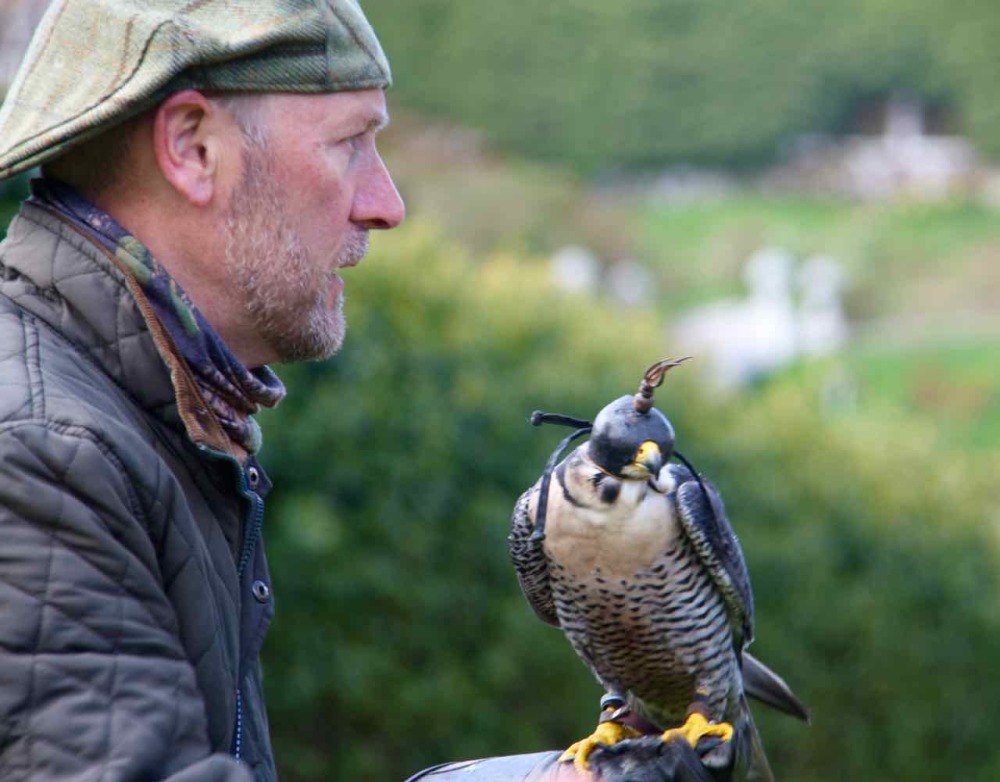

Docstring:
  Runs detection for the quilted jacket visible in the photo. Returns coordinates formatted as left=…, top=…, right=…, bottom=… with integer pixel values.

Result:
left=0, top=202, right=278, bottom=781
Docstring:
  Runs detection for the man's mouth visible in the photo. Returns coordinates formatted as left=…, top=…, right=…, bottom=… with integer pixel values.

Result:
left=336, top=231, right=369, bottom=269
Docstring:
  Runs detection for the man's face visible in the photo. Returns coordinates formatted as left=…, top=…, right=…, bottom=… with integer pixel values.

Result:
left=222, top=90, right=404, bottom=365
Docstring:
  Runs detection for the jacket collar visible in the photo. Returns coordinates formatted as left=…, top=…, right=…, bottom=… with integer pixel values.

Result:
left=0, top=201, right=237, bottom=455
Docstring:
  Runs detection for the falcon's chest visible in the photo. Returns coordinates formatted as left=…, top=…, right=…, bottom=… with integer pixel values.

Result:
left=545, top=526, right=737, bottom=725
left=535, top=460, right=683, bottom=580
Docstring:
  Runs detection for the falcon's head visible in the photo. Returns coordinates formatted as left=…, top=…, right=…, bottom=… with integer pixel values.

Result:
left=588, top=395, right=675, bottom=481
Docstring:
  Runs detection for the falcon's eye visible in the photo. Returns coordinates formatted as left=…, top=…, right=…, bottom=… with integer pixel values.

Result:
left=590, top=472, right=604, bottom=487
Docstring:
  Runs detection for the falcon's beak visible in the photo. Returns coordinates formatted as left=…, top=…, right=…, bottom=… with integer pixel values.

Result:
left=634, top=441, right=663, bottom=477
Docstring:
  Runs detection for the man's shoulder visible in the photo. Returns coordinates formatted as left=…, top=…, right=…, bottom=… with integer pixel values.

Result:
left=0, top=203, right=168, bottom=433
left=0, top=289, right=158, bottom=451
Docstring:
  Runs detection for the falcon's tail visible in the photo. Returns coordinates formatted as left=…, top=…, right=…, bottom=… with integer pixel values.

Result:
left=733, top=697, right=775, bottom=782
left=742, top=652, right=810, bottom=723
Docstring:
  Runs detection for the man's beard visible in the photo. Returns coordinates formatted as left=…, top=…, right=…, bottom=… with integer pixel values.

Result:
left=223, top=142, right=367, bottom=364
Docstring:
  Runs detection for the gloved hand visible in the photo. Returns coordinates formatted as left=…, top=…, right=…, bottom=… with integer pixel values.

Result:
left=405, top=736, right=731, bottom=782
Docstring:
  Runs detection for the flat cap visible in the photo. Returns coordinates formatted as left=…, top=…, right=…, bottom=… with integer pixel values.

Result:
left=0, top=0, right=391, bottom=180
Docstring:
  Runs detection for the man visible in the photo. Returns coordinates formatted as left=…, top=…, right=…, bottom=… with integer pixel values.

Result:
left=0, top=2, right=716, bottom=780
left=0, top=2, right=402, bottom=780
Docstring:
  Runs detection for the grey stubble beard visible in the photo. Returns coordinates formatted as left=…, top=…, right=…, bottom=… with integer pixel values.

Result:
left=224, top=140, right=368, bottom=364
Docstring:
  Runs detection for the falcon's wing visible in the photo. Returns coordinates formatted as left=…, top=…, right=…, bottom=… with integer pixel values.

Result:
left=670, top=463, right=755, bottom=649
left=508, top=484, right=560, bottom=627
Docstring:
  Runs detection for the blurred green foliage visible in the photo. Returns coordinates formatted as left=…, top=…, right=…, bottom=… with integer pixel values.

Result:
left=364, top=0, right=993, bottom=172
left=0, top=175, right=28, bottom=225
left=255, top=222, right=1000, bottom=781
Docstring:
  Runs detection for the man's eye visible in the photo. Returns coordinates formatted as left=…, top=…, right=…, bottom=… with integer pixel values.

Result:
left=344, top=133, right=366, bottom=151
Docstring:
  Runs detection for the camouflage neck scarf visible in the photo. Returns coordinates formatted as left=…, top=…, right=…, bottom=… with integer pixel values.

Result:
left=30, top=178, right=285, bottom=454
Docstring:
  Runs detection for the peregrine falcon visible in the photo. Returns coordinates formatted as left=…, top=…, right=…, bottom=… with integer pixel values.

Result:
left=508, top=359, right=807, bottom=780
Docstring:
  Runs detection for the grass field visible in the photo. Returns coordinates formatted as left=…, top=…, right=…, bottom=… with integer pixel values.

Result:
left=849, top=341, right=1000, bottom=449
left=639, top=195, right=1000, bottom=320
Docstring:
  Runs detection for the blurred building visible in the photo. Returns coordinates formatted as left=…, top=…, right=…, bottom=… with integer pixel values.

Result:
left=767, top=93, right=980, bottom=201
left=550, top=245, right=656, bottom=309
left=671, top=247, right=848, bottom=392
left=550, top=245, right=601, bottom=297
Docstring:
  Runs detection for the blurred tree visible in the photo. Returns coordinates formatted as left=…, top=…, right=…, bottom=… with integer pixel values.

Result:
left=364, top=0, right=982, bottom=172
left=926, top=0, right=1000, bottom=157
left=258, top=222, right=1000, bottom=781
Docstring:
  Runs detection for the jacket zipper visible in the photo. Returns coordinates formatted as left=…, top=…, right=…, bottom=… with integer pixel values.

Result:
left=197, top=445, right=264, bottom=763
left=232, top=688, right=244, bottom=761
left=232, top=482, right=264, bottom=761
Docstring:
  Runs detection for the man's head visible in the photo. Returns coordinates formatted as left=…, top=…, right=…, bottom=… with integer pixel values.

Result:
left=219, top=90, right=404, bottom=364
left=0, top=0, right=405, bottom=366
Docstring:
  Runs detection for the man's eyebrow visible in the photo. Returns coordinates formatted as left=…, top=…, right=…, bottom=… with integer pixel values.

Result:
left=331, top=112, right=389, bottom=141
left=348, top=113, right=388, bottom=136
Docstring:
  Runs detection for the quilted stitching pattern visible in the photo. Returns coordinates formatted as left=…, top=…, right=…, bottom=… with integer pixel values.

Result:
left=0, top=206, right=268, bottom=780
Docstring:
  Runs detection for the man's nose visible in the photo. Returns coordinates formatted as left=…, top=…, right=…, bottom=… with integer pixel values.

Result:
left=352, top=154, right=406, bottom=230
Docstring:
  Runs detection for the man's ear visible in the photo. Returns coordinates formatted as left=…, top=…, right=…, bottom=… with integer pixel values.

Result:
left=152, top=90, right=239, bottom=207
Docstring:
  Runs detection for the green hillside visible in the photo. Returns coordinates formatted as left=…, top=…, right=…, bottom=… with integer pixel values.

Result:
left=364, top=0, right=1000, bottom=172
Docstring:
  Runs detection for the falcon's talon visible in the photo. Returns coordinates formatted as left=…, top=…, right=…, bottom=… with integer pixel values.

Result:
left=559, top=721, right=641, bottom=770
left=661, top=712, right=734, bottom=749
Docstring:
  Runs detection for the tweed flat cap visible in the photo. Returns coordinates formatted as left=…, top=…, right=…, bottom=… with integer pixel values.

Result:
left=0, top=0, right=391, bottom=180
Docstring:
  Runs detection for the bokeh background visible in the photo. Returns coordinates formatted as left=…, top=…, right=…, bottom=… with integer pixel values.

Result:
left=3, top=1, right=1000, bottom=780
